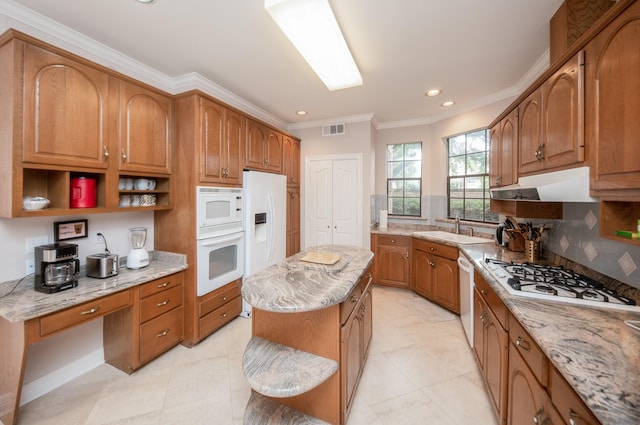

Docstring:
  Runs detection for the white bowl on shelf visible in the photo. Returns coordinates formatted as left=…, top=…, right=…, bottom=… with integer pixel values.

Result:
left=23, top=196, right=50, bottom=210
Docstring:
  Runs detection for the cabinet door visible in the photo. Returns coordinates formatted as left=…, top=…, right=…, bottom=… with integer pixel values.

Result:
left=200, top=98, right=225, bottom=182
left=265, top=129, right=283, bottom=173
left=283, top=136, right=301, bottom=186
left=341, top=311, right=362, bottom=419
left=587, top=1, right=640, bottom=194
left=23, top=44, right=110, bottom=168
left=519, top=88, right=543, bottom=175
left=489, top=124, right=501, bottom=188
left=542, top=51, right=584, bottom=171
left=485, top=305, right=509, bottom=424
left=473, top=289, right=486, bottom=369
left=245, top=119, right=268, bottom=170
left=432, top=256, right=460, bottom=314
left=411, top=249, right=433, bottom=298
left=286, top=187, right=301, bottom=257
left=116, top=79, right=172, bottom=174
left=500, top=110, right=518, bottom=187
left=508, top=344, right=557, bottom=425
left=224, top=109, right=244, bottom=185
left=374, top=236, right=410, bottom=288
left=361, top=284, right=373, bottom=358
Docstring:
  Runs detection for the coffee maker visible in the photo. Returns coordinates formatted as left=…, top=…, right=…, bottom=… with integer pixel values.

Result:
left=35, top=243, right=80, bottom=293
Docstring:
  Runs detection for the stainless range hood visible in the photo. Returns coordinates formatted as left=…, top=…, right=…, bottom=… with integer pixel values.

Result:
left=490, top=166, right=596, bottom=202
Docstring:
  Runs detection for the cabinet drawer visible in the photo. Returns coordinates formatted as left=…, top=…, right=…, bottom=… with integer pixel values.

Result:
left=509, top=316, right=548, bottom=386
left=412, top=238, right=458, bottom=260
left=199, top=279, right=242, bottom=318
left=140, top=285, right=183, bottom=323
left=376, top=235, right=410, bottom=247
left=139, top=272, right=183, bottom=298
left=340, top=269, right=371, bottom=324
left=199, top=296, right=242, bottom=340
left=139, top=306, right=183, bottom=364
left=549, top=367, right=600, bottom=425
left=39, top=290, right=131, bottom=337
left=474, top=270, right=508, bottom=329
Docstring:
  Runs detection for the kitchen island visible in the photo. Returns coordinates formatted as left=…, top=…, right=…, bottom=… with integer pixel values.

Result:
left=241, top=244, right=374, bottom=425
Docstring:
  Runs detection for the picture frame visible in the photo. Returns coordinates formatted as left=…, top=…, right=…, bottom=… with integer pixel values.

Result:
left=54, top=219, right=89, bottom=242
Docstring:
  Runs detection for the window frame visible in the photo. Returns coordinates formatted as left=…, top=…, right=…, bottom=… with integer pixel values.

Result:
left=446, top=129, right=497, bottom=223
left=386, top=142, right=422, bottom=217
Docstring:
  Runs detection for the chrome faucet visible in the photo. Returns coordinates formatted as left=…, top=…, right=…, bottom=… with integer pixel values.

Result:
left=454, top=215, right=460, bottom=234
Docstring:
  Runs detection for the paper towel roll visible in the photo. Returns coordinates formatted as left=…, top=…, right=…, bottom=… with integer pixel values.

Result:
left=379, top=209, right=388, bottom=229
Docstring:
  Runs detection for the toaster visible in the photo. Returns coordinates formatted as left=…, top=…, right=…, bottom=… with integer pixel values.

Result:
left=86, top=253, right=119, bottom=278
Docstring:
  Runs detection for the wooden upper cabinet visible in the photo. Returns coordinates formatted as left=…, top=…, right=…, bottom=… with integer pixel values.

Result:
left=283, top=135, right=301, bottom=187
left=519, top=51, right=584, bottom=175
left=587, top=0, right=640, bottom=196
left=245, top=119, right=283, bottom=173
left=116, top=79, right=172, bottom=174
left=489, top=109, right=518, bottom=188
left=22, top=43, right=110, bottom=168
left=199, top=97, right=244, bottom=185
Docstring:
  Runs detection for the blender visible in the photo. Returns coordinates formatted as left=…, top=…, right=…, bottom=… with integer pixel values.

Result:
left=126, top=227, right=150, bottom=269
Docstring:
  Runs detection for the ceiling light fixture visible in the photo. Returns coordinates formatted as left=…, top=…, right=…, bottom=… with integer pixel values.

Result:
left=425, top=89, right=441, bottom=97
left=136, top=0, right=155, bottom=3
left=296, top=110, right=307, bottom=116
left=265, top=0, right=362, bottom=91
left=441, top=101, right=455, bottom=107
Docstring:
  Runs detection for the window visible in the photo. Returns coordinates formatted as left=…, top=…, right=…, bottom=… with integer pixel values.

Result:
left=387, top=142, right=421, bottom=216
left=447, top=130, right=498, bottom=223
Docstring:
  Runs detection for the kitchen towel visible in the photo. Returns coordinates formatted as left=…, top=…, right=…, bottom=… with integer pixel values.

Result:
left=380, top=209, right=388, bottom=229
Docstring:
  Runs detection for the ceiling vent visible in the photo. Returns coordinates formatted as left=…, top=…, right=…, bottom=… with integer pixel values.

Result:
left=322, top=123, right=345, bottom=136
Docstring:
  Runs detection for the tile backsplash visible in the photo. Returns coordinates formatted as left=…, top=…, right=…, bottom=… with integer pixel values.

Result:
left=545, top=203, right=640, bottom=289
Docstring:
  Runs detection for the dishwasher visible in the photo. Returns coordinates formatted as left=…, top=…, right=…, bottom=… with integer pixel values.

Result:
left=457, top=254, right=474, bottom=347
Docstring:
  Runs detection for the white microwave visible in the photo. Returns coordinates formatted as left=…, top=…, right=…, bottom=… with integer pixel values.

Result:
left=196, top=186, right=243, bottom=239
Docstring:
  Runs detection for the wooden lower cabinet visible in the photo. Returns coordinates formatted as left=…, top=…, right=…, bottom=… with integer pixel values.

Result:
left=473, top=271, right=509, bottom=424
left=411, top=238, right=460, bottom=313
left=197, top=278, right=242, bottom=340
left=341, top=275, right=373, bottom=422
left=371, top=234, right=410, bottom=288
left=104, top=271, right=184, bottom=373
left=549, top=367, right=600, bottom=425
left=508, top=344, right=562, bottom=425
left=286, top=187, right=301, bottom=257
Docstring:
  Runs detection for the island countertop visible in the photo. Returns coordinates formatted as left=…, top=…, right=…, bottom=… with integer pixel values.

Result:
left=242, top=244, right=374, bottom=313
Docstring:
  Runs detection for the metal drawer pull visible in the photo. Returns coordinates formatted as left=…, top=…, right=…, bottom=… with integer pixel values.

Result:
left=429, top=247, right=436, bottom=251
left=533, top=407, right=544, bottom=424
left=157, top=281, right=169, bottom=288
left=222, top=296, right=228, bottom=302
left=81, top=306, right=101, bottom=315
left=156, top=329, right=169, bottom=337
left=350, top=294, right=359, bottom=303
left=569, top=409, right=579, bottom=425
left=481, top=288, right=489, bottom=296
left=221, top=312, right=228, bottom=319
left=516, top=336, right=531, bottom=351
left=103, top=146, right=109, bottom=160
left=121, top=149, right=127, bottom=162
left=157, top=300, right=169, bottom=307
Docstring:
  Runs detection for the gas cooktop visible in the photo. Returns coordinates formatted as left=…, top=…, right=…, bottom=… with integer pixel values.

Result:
left=482, top=258, right=640, bottom=312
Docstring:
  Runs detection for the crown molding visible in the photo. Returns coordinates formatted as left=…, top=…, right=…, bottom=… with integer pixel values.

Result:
left=0, top=0, right=288, bottom=130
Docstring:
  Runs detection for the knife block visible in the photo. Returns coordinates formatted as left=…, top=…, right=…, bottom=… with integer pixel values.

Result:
left=507, top=230, right=525, bottom=252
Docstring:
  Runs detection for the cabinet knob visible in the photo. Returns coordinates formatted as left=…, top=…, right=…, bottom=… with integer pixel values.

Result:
left=429, top=247, right=436, bottom=251
left=405, top=251, right=409, bottom=258
left=103, top=146, right=109, bottom=161
left=121, top=149, right=127, bottom=163
left=515, top=336, right=531, bottom=352
left=481, top=288, right=489, bottom=296
left=429, top=260, right=435, bottom=268
left=221, top=312, right=228, bottom=319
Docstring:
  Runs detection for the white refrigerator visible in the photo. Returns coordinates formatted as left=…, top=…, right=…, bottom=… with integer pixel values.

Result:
left=241, top=170, right=287, bottom=317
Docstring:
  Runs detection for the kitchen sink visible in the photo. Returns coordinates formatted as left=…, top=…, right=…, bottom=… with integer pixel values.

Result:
left=412, top=231, right=492, bottom=245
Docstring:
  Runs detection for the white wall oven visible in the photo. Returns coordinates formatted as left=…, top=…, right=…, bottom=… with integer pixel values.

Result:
left=196, top=186, right=244, bottom=297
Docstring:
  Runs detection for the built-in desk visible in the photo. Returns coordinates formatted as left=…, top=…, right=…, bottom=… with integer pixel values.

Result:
left=0, top=251, right=187, bottom=425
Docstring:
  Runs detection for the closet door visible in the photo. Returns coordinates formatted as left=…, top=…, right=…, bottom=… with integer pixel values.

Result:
left=306, top=157, right=361, bottom=247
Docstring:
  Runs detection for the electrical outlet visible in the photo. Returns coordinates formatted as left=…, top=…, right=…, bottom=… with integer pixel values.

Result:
left=26, top=235, right=49, bottom=254
left=25, top=259, right=35, bottom=275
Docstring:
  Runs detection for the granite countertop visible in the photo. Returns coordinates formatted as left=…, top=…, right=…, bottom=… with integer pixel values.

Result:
left=373, top=224, right=640, bottom=425
left=0, top=251, right=187, bottom=323
left=242, top=244, right=374, bottom=313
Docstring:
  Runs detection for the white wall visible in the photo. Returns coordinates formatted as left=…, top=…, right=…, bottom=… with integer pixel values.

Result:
left=294, top=120, right=375, bottom=250
left=0, top=211, right=154, bottom=401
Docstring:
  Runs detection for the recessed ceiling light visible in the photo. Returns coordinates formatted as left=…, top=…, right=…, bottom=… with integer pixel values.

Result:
left=296, top=110, right=307, bottom=116
left=425, top=89, right=442, bottom=97
left=136, top=0, right=155, bottom=3
left=441, top=101, right=455, bottom=107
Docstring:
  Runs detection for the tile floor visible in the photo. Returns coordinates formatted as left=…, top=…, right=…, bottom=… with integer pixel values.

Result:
left=16, top=286, right=497, bottom=425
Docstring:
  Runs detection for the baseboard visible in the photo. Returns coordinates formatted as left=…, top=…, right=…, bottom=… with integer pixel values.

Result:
left=20, top=349, right=105, bottom=406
